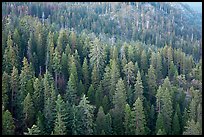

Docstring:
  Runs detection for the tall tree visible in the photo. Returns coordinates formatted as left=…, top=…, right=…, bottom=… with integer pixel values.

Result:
left=132, top=97, right=146, bottom=135
left=183, top=119, right=200, bottom=135
left=2, top=72, right=10, bottom=111
left=134, top=70, right=144, bottom=103
left=75, top=94, right=95, bottom=135
left=52, top=47, right=61, bottom=90
left=95, top=106, right=106, bottom=135
left=155, top=112, right=165, bottom=134
left=3, top=32, right=18, bottom=74
left=172, top=112, right=180, bottom=135
left=2, top=110, right=15, bottom=135
left=53, top=94, right=67, bottom=135
left=110, top=59, right=120, bottom=101
left=124, top=104, right=133, bottom=135
left=89, top=37, right=104, bottom=74
left=146, top=65, right=157, bottom=102
left=140, top=50, right=148, bottom=74
left=23, top=93, right=35, bottom=128
left=82, top=57, right=90, bottom=92
left=123, top=61, right=135, bottom=86
left=104, top=113, right=112, bottom=135
left=111, top=78, right=127, bottom=135
left=33, top=77, right=44, bottom=112
left=91, top=64, right=100, bottom=90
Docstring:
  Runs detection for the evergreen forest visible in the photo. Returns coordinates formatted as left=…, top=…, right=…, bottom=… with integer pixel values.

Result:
left=2, top=2, right=202, bottom=135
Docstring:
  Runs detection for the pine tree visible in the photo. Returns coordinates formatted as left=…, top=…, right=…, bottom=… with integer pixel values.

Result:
left=10, top=66, right=20, bottom=115
left=36, top=111, right=45, bottom=135
left=140, top=50, right=148, bottom=73
left=155, top=112, right=165, bottom=134
left=2, top=72, right=9, bottom=110
left=53, top=94, right=67, bottom=135
left=146, top=65, right=157, bottom=102
left=110, top=59, right=120, bottom=100
left=124, top=104, right=133, bottom=135
left=101, top=65, right=111, bottom=99
left=134, top=70, right=144, bottom=103
left=61, top=52, right=68, bottom=81
left=91, top=64, right=100, bottom=90
left=3, top=32, right=18, bottom=74
left=113, top=78, right=127, bottom=113
left=19, top=57, right=33, bottom=100
left=132, top=97, right=146, bottom=135
left=104, top=113, right=112, bottom=135
left=33, top=77, right=44, bottom=112
left=196, top=103, right=202, bottom=134
left=46, top=31, right=55, bottom=73
left=75, top=94, right=95, bottom=135
left=70, top=56, right=78, bottom=86
left=65, top=73, right=77, bottom=105
left=102, top=95, right=109, bottom=114
left=149, top=104, right=156, bottom=134
left=23, top=93, right=35, bottom=128
left=43, top=71, right=56, bottom=134
left=82, top=57, right=90, bottom=92
left=123, top=61, right=135, bottom=86
left=183, top=119, right=200, bottom=135
left=53, top=47, right=61, bottom=90
left=155, top=52, right=162, bottom=82
left=95, top=106, right=106, bottom=135
left=172, top=112, right=180, bottom=135
left=87, top=84, right=95, bottom=104
left=89, top=37, right=104, bottom=73
left=161, top=88, right=173, bottom=134
left=2, top=110, right=15, bottom=135
left=189, top=97, right=197, bottom=122
left=95, top=83, right=103, bottom=109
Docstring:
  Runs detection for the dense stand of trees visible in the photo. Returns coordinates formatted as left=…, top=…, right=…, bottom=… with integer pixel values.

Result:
left=2, top=2, right=202, bottom=135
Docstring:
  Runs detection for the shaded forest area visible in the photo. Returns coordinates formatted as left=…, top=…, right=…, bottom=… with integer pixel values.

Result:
left=2, top=2, right=202, bottom=135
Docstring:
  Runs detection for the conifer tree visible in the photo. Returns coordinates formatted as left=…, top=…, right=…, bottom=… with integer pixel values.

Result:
left=146, top=65, right=157, bottom=102
left=172, top=112, right=180, bottom=135
left=23, top=93, right=35, bottom=128
left=132, top=97, right=146, bottom=135
left=95, top=106, right=106, bottom=135
left=2, top=72, right=10, bottom=111
left=123, top=61, right=135, bottom=86
left=134, top=70, right=144, bottom=103
left=82, top=57, right=90, bottom=92
left=183, top=119, right=200, bottom=135
left=75, top=94, right=95, bottom=135
left=124, top=104, right=133, bottom=135
left=2, top=110, right=15, bottom=135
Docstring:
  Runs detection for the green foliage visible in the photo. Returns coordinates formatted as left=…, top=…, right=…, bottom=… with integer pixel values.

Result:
left=134, top=70, right=144, bottom=103
left=124, top=104, right=133, bottom=135
left=172, top=112, right=180, bottom=135
left=25, top=125, right=41, bottom=135
left=75, top=94, right=95, bottom=135
left=23, top=93, right=35, bottom=128
left=2, top=72, right=10, bottom=110
left=123, top=61, right=135, bottom=86
left=95, top=106, right=106, bottom=135
left=2, top=110, right=15, bottom=135
left=2, top=2, right=202, bottom=135
left=53, top=94, right=67, bottom=135
left=183, top=119, right=200, bottom=135
left=132, top=97, right=146, bottom=135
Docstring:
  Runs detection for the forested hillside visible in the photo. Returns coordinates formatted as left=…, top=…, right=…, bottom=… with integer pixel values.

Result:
left=2, top=2, right=202, bottom=135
